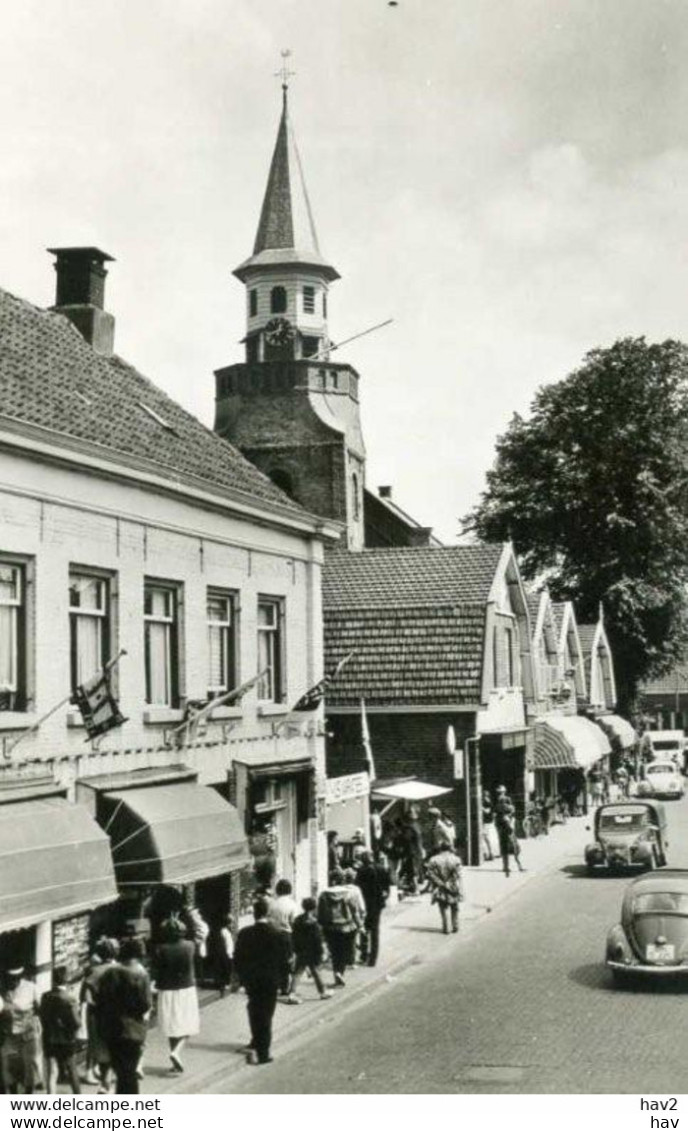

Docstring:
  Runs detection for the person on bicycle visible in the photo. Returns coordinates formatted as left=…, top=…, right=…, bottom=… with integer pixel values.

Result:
left=494, top=786, right=525, bottom=878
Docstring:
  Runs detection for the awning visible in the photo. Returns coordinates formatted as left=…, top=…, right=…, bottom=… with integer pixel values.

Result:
left=100, top=783, right=250, bottom=887
left=372, top=780, right=452, bottom=802
left=534, top=715, right=611, bottom=771
left=0, top=797, right=117, bottom=933
left=596, top=714, right=637, bottom=750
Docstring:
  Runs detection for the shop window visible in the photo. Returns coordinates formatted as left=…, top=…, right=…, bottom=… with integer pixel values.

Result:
left=207, top=589, right=237, bottom=699
left=69, top=571, right=110, bottom=694
left=0, top=560, right=27, bottom=711
left=257, top=597, right=284, bottom=703
left=249, top=289, right=258, bottom=317
left=270, top=286, right=287, bottom=314
left=303, top=285, right=316, bottom=314
left=144, top=581, right=180, bottom=707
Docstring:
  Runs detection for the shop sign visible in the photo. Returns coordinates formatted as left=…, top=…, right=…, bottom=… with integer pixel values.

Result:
left=52, top=914, right=90, bottom=984
left=326, top=772, right=369, bottom=804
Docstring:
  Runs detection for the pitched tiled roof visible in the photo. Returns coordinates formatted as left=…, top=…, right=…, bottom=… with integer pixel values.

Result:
left=577, top=625, right=597, bottom=656
left=0, top=287, right=305, bottom=516
left=641, top=659, right=688, bottom=695
left=324, top=603, right=486, bottom=707
left=323, top=544, right=504, bottom=610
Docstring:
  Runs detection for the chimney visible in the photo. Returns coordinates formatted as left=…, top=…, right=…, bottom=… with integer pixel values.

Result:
left=48, top=247, right=115, bottom=356
left=378, top=485, right=392, bottom=499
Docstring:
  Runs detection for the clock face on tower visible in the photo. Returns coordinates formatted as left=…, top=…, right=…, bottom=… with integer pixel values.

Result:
left=264, top=317, right=295, bottom=348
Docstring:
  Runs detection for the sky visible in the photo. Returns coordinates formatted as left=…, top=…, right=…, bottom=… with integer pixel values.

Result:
left=2, top=0, right=688, bottom=542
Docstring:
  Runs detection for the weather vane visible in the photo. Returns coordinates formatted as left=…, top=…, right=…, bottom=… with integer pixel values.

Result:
left=275, top=49, right=296, bottom=94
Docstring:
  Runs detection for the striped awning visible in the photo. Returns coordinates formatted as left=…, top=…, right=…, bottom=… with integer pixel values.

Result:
left=596, top=714, right=637, bottom=750
left=534, top=715, right=611, bottom=771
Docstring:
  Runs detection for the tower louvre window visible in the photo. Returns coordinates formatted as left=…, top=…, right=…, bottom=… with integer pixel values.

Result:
left=249, top=289, right=258, bottom=317
left=270, top=286, right=287, bottom=314
left=302, top=336, right=320, bottom=358
left=303, top=286, right=315, bottom=314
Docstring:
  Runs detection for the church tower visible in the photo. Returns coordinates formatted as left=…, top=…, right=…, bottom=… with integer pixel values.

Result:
left=214, top=69, right=366, bottom=550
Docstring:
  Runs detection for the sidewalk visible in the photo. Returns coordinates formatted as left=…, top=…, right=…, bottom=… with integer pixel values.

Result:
left=127, top=816, right=589, bottom=1093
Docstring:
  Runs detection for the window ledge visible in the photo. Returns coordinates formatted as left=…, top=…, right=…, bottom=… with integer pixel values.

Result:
left=67, top=708, right=85, bottom=729
left=143, top=707, right=185, bottom=725
left=257, top=703, right=289, bottom=717
left=0, top=711, right=36, bottom=731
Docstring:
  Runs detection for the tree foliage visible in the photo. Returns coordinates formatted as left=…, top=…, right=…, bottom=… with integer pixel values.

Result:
left=468, top=338, right=688, bottom=710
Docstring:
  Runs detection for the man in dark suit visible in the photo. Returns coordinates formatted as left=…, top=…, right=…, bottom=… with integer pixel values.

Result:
left=356, top=850, right=390, bottom=966
left=234, top=896, right=290, bottom=1065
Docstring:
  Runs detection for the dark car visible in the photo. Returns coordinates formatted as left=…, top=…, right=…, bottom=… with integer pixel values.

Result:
left=606, top=869, right=688, bottom=984
left=584, top=800, right=668, bottom=874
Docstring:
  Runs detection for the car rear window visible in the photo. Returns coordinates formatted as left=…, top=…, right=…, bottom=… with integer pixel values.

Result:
left=633, top=893, right=688, bottom=915
left=653, top=741, right=681, bottom=752
left=647, top=765, right=676, bottom=776
left=599, top=811, right=646, bottom=831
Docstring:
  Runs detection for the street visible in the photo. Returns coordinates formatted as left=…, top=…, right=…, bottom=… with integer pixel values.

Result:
left=221, top=796, right=688, bottom=1094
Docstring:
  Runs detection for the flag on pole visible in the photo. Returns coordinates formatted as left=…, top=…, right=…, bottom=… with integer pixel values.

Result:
left=173, top=668, right=269, bottom=739
left=361, top=697, right=376, bottom=781
left=72, top=669, right=127, bottom=740
left=275, top=652, right=355, bottom=730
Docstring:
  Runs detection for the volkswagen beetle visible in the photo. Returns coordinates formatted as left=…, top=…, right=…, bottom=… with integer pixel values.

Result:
left=637, top=760, right=684, bottom=800
left=606, top=870, right=688, bottom=984
left=584, top=800, right=668, bottom=873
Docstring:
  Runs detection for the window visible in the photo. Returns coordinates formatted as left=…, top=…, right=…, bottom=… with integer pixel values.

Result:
left=69, top=572, right=109, bottom=693
left=207, top=590, right=236, bottom=698
left=144, top=582, right=179, bottom=707
left=323, top=291, right=328, bottom=319
left=257, top=598, right=284, bottom=702
left=302, top=336, right=320, bottom=358
left=249, top=289, right=258, bottom=317
left=0, top=562, right=25, bottom=711
left=303, top=285, right=315, bottom=314
left=270, top=286, right=287, bottom=314
left=352, top=472, right=360, bottom=521
left=505, top=625, right=514, bottom=687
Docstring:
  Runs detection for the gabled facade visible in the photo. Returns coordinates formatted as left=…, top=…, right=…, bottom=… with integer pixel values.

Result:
left=529, top=592, right=586, bottom=716
left=0, top=251, right=337, bottom=984
left=579, top=615, right=617, bottom=711
left=323, top=543, right=535, bottom=863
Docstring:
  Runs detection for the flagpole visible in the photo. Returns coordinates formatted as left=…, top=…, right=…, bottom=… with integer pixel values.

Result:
left=4, top=648, right=127, bottom=758
left=170, top=667, right=270, bottom=740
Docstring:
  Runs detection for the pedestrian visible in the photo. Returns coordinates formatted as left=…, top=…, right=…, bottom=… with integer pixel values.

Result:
left=184, top=903, right=209, bottom=984
left=268, top=878, right=299, bottom=999
left=356, top=850, right=390, bottom=966
left=82, top=938, right=119, bottom=1092
left=0, top=968, right=41, bottom=1094
left=494, top=785, right=524, bottom=878
left=290, top=897, right=333, bottom=1002
left=425, top=843, right=464, bottom=934
left=342, top=867, right=367, bottom=967
left=317, top=868, right=360, bottom=987
left=151, top=917, right=200, bottom=1075
left=234, top=896, right=290, bottom=1065
left=39, top=966, right=81, bottom=1094
left=351, top=828, right=367, bottom=870
left=327, top=830, right=341, bottom=881
left=427, top=807, right=453, bottom=855
left=210, top=914, right=235, bottom=997
left=95, top=939, right=152, bottom=1095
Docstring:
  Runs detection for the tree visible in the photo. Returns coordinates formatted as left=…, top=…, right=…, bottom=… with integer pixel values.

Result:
left=467, top=337, right=688, bottom=712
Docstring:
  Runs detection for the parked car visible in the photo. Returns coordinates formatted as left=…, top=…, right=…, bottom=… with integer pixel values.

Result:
left=606, top=869, right=688, bottom=984
left=637, top=760, right=684, bottom=800
left=584, top=800, right=668, bottom=874
left=644, top=729, right=684, bottom=766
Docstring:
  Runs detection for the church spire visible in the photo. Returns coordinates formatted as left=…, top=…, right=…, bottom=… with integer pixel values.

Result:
left=234, top=57, right=339, bottom=283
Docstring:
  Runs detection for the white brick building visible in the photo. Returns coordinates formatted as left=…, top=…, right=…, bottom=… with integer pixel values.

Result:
left=0, top=248, right=338, bottom=986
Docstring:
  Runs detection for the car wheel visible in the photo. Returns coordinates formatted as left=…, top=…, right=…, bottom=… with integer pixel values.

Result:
left=611, top=968, right=631, bottom=989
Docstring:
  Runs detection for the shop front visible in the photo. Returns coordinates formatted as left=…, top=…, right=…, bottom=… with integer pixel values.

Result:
left=534, top=715, right=612, bottom=815
left=595, top=713, right=638, bottom=773
left=232, top=751, right=318, bottom=917
left=0, top=779, right=117, bottom=992
left=478, top=727, right=532, bottom=862
left=326, top=771, right=370, bottom=848
left=77, top=765, right=249, bottom=943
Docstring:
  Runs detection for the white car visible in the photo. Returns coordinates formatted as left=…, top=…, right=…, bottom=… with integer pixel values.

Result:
left=638, top=760, right=685, bottom=800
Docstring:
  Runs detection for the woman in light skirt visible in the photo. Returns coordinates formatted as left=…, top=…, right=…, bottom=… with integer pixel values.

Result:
left=151, top=918, right=199, bottom=1075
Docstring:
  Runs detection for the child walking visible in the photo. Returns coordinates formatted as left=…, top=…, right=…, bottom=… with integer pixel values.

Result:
left=289, top=897, right=333, bottom=1003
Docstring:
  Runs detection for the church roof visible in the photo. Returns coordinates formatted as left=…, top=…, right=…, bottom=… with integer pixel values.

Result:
left=0, top=286, right=309, bottom=520
left=234, top=91, right=339, bottom=283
